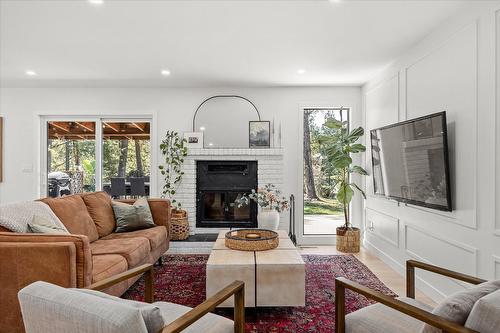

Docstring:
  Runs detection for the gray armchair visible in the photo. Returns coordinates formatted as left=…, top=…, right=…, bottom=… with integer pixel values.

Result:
left=335, top=260, right=500, bottom=333
left=18, top=264, right=245, bottom=333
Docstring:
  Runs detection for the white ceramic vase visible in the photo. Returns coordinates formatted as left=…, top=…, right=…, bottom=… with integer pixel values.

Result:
left=258, top=208, right=280, bottom=230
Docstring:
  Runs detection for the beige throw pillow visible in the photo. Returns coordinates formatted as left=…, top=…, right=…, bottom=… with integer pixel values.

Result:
left=421, top=280, right=500, bottom=333
left=28, top=214, right=70, bottom=234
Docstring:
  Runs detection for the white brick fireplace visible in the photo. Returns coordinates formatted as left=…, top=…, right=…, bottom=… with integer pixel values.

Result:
left=176, top=148, right=285, bottom=234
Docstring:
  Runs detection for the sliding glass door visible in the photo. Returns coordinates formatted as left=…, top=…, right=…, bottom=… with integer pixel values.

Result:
left=43, top=117, right=152, bottom=198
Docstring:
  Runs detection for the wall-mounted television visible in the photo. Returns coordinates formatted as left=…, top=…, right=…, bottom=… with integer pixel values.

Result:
left=370, top=111, right=452, bottom=211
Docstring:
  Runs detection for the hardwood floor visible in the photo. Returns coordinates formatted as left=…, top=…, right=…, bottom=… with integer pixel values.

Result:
left=299, top=246, right=437, bottom=307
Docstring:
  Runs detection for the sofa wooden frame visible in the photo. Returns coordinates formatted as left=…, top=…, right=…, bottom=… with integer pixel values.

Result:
left=89, top=264, right=245, bottom=333
left=335, top=259, right=487, bottom=333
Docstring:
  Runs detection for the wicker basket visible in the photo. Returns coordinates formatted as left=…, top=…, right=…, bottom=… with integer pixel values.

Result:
left=336, top=227, right=360, bottom=253
left=225, top=229, right=279, bottom=251
left=170, top=209, right=190, bottom=241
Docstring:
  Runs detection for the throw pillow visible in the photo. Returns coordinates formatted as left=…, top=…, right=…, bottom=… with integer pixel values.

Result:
left=0, top=201, right=67, bottom=233
left=112, top=198, right=155, bottom=233
left=28, top=214, right=70, bottom=234
left=76, top=288, right=165, bottom=333
left=421, top=280, right=500, bottom=333
left=465, top=288, right=500, bottom=333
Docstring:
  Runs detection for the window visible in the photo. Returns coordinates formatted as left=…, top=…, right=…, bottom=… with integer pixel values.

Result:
left=44, top=117, right=152, bottom=198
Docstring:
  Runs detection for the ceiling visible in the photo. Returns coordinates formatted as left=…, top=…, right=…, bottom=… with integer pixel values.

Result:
left=0, top=0, right=491, bottom=87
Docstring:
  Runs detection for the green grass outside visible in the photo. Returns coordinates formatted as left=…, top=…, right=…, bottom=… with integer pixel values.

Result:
left=303, top=199, right=344, bottom=215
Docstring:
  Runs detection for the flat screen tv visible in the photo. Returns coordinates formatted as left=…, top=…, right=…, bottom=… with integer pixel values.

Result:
left=370, top=111, right=452, bottom=211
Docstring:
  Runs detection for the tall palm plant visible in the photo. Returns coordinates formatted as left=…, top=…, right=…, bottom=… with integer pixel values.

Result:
left=319, top=118, right=367, bottom=230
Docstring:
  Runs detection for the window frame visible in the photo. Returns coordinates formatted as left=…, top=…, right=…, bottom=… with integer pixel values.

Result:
left=40, top=115, right=156, bottom=198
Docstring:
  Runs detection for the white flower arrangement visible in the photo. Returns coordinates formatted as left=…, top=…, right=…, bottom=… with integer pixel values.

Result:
left=236, top=183, right=289, bottom=213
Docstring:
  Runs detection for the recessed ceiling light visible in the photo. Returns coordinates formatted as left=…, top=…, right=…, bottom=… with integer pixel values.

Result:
left=297, top=69, right=306, bottom=75
left=161, top=69, right=171, bottom=76
left=25, top=70, right=37, bottom=76
left=330, top=0, right=342, bottom=3
left=199, top=126, right=206, bottom=131
left=88, top=0, right=104, bottom=5
left=208, top=142, right=214, bottom=146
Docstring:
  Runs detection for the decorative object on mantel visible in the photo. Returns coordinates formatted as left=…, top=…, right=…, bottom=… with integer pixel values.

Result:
left=249, top=120, right=271, bottom=148
left=237, top=184, right=289, bottom=230
left=159, top=131, right=188, bottom=209
left=319, top=114, right=367, bottom=253
left=170, top=209, right=190, bottom=240
left=193, top=95, right=263, bottom=148
left=225, top=229, right=279, bottom=251
left=0, top=116, right=3, bottom=182
left=183, top=132, right=203, bottom=148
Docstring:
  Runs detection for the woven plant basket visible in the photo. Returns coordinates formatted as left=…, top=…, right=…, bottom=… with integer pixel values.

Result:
left=170, top=209, right=189, bottom=241
left=336, top=227, right=360, bottom=253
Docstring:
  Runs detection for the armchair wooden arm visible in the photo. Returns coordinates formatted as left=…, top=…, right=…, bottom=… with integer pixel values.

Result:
left=89, top=264, right=154, bottom=303
left=161, top=280, right=245, bottom=333
left=406, top=260, right=486, bottom=298
left=335, top=277, right=479, bottom=333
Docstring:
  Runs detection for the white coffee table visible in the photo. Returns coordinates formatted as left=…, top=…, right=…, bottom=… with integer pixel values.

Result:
left=206, top=230, right=305, bottom=307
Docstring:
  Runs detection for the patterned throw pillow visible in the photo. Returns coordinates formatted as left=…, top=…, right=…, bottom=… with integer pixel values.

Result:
left=0, top=201, right=67, bottom=233
left=112, top=198, right=155, bottom=233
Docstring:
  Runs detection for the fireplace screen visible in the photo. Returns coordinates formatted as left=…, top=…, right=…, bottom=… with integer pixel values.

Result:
left=201, top=191, right=251, bottom=221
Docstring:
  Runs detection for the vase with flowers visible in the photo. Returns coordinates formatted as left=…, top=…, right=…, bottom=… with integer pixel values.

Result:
left=237, top=183, right=289, bottom=230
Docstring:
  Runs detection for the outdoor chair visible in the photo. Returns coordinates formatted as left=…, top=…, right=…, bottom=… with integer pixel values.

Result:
left=335, top=260, right=500, bottom=333
left=130, top=176, right=146, bottom=197
left=111, top=177, right=126, bottom=198
left=18, top=264, right=245, bottom=333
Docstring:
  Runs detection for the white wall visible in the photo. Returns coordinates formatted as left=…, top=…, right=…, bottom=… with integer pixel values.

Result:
left=362, top=3, right=500, bottom=302
left=0, top=86, right=362, bottom=229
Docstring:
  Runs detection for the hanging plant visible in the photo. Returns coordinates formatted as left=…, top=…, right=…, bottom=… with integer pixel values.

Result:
left=158, top=131, right=188, bottom=209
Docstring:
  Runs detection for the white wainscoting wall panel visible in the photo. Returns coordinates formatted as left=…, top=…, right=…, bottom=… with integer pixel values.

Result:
left=362, top=3, right=500, bottom=302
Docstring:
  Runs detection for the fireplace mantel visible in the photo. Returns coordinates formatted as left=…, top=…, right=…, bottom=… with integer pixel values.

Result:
left=176, top=148, right=285, bottom=234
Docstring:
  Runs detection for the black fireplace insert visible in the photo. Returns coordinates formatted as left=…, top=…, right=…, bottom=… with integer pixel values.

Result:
left=196, top=161, right=257, bottom=228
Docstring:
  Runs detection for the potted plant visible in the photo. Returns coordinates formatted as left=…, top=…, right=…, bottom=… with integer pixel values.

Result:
left=237, top=184, right=289, bottom=230
left=319, top=118, right=367, bottom=253
left=158, top=131, right=188, bottom=211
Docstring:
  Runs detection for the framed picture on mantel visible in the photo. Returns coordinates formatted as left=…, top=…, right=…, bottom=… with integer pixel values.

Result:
left=249, top=121, right=270, bottom=148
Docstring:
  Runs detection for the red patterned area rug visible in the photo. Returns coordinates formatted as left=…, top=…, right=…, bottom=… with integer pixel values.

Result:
left=123, top=254, right=397, bottom=333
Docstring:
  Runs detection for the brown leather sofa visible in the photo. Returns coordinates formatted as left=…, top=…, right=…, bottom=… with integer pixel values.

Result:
left=0, top=191, right=171, bottom=333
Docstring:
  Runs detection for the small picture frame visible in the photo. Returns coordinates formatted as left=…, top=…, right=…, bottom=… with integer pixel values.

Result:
left=184, top=132, right=204, bottom=148
left=249, top=121, right=271, bottom=148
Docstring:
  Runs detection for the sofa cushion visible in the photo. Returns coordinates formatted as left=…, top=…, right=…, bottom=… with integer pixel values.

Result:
left=92, top=254, right=128, bottom=283
left=81, top=192, right=116, bottom=238
left=101, top=226, right=167, bottom=250
left=421, top=280, right=500, bottom=333
left=346, top=297, right=430, bottom=333
left=18, top=281, right=149, bottom=333
left=41, top=195, right=99, bottom=242
left=112, top=198, right=156, bottom=233
left=465, top=288, right=500, bottom=333
left=90, top=237, right=150, bottom=267
left=77, top=289, right=165, bottom=333
left=154, top=301, right=234, bottom=333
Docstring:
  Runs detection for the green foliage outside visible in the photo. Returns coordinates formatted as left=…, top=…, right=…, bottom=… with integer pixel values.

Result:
left=304, top=199, right=343, bottom=215
left=48, top=138, right=151, bottom=190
